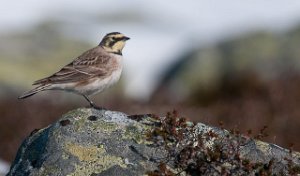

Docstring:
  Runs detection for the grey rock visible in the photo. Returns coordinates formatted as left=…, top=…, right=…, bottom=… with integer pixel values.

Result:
left=7, top=108, right=300, bottom=175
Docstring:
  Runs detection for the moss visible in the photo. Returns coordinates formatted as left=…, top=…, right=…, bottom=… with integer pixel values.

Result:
left=63, top=108, right=91, bottom=119
left=65, top=143, right=127, bottom=175
left=64, top=109, right=118, bottom=133
left=124, top=125, right=143, bottom=144
left=92, top=120, right=119, bottom=133
left=123, top=124, right=154, bottom=145
left=73, top=117, right=88, bottom=132
left=62, top=108, right=91, bottom=132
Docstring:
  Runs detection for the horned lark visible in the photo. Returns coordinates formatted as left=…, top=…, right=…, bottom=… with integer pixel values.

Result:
left=19, top=32, right=130, bottom=108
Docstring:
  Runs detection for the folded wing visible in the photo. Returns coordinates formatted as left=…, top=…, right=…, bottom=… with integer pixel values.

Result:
left=33, top=47, right=112, bottom=85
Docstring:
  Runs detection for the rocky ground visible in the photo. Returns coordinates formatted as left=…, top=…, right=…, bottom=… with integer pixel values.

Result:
left=7, top=108, right=300, bottom=176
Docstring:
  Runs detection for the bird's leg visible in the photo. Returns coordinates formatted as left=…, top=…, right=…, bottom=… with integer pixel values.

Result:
left=82, top=94, right=96, bottom=108
left=81, top=94, right=106, bottom=110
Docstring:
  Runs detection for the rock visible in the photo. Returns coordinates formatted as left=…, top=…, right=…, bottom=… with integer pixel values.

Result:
left=7, top=108, right=300, bottom=176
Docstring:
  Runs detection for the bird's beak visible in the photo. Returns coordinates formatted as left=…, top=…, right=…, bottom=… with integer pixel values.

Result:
left=123, top=36, right=130, bottom=41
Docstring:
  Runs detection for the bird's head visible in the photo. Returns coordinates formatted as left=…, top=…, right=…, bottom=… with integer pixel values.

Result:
left=99, top=32, right=130, bottom=55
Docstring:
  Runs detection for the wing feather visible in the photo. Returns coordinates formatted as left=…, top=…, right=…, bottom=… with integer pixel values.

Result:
left=33, top=47, right=112, bottom=85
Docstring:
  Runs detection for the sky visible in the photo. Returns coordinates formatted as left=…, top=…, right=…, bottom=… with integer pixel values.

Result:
left=1, top=0, right=300, bottom=100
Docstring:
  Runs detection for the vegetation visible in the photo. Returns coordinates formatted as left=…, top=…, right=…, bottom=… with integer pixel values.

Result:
left=145, top=111, right=300, bottom=175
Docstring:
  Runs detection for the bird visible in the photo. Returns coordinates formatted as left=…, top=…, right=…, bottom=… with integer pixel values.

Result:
left=18, top=32, right=130, bottom=108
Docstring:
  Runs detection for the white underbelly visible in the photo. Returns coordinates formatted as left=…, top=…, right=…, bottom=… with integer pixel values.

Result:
left=50, top=54, right=123, bottom=96
left=76, top=68, right=122, bottom=95
left=82, top=70, right=122, bottom=95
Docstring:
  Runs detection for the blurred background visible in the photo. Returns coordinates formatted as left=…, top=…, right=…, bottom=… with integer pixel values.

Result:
left=1, top=0, right=300, bottom=173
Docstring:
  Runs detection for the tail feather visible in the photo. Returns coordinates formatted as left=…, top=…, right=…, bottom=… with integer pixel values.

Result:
left=18, top=85, right=50, bottom=99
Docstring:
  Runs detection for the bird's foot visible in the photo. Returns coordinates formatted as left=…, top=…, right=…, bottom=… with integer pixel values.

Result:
left=81, top=94, right=106, bottom=110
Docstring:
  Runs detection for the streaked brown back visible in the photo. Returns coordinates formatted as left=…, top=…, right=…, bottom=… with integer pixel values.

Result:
left=33, top=46, right=116, bottom=85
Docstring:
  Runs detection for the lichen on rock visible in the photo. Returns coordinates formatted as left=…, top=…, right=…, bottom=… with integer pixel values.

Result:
left=7, top=108, right=300, bottom=176
left=7, top=108, right=156, bottom=176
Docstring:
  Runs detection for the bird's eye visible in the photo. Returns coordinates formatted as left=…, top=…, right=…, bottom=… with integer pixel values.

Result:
left=112, top=37, right=116, bottom=40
